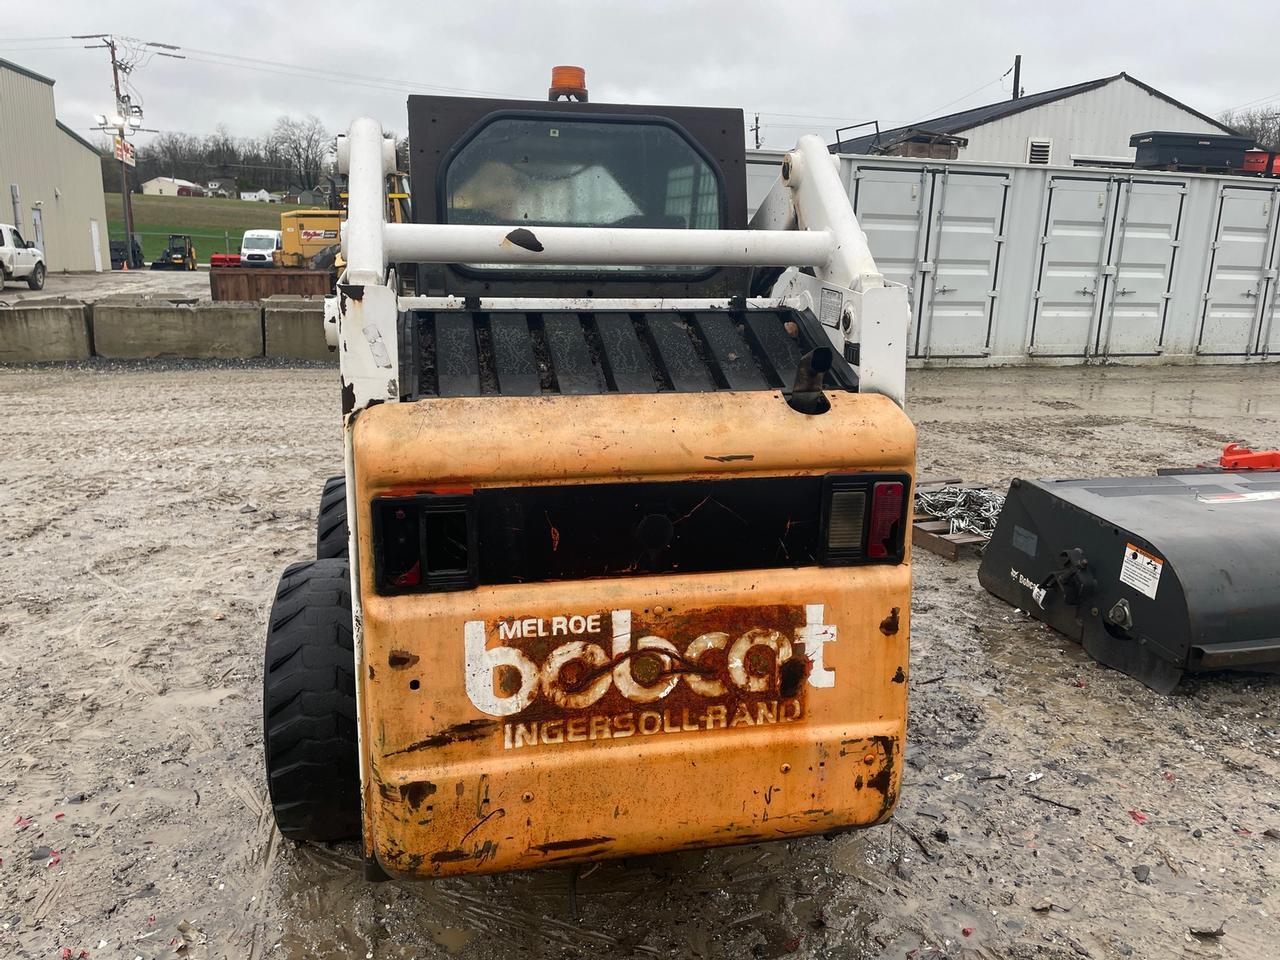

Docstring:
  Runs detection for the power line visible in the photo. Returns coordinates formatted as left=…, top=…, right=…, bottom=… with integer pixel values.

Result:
left=754, top=110, right=876, bottom=123
left=3, top=33, right=526, bottom=100
left=1221, top=93, right=1280, bottom=116
left=179, top=45, right=520, bottom=99
left=908, top=73, right=1008, bottom=126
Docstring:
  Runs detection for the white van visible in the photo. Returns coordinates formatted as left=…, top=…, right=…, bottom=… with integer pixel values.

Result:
left=240, top=229, right=282, bottom=265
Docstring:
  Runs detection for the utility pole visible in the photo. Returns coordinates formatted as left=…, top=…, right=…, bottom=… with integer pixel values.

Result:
left=107, top=39, right=134, bottom=257
left=1011, top=55, right=1022, bottom=101
left=750, top=113, right=762, bottom=150
left=77, top=34, right=182, bottom=265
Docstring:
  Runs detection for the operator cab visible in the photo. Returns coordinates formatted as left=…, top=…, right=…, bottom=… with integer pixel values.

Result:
left=405, top=92, right=748, bottom=299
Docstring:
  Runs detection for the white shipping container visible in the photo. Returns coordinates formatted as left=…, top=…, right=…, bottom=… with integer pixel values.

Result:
left=747, top=150, right=1280, bottom=367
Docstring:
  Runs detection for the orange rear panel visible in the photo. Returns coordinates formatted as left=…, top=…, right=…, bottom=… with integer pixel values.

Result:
left=352, top=390, right=914, bottom=877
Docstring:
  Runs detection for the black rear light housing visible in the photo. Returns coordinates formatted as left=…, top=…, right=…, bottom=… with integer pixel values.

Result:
left=373, top=472, right=911, bottom=595
left=372, top=494, right=477, bottom=594
left=820, top=473, right=911, bottom=565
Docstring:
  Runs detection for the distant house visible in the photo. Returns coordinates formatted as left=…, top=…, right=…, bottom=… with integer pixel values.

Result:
left=205, top=177, right=235, bottom=197
left=830, top=72, right=1237, bottom=167
left=143, top=176, right=205, bottom=197
left=296, top=189, right=326, bottom=206
left=239, top=188, right=272, bottom=202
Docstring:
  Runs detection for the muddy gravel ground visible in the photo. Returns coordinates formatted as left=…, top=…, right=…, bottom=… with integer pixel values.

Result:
left=0, top=269, right=209, bottom=305
left=1, top=362, right=1278, bottom=960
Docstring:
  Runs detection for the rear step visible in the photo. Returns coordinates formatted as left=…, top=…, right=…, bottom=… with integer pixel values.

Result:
left=405, top=308, right=856, bottom=399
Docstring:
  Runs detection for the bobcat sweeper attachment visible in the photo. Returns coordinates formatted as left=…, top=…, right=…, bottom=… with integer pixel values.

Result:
left=980, top=473, right=1280, bottom=693
left=263, top=71, right=916, bottom=879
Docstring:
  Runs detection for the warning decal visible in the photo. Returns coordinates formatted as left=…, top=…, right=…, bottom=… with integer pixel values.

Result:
left=1120, top=543, right=1163, bottom=599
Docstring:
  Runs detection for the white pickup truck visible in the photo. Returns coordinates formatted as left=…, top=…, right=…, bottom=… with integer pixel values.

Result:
left=0, top=223, right=46, bottom=290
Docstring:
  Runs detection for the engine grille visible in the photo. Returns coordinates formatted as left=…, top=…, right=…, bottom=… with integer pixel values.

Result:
left=405, top=308, right=856, bottom=398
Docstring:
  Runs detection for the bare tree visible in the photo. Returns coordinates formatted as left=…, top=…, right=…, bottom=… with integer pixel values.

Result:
left=271, top=115, right=331, bottom=190
left=1220, top=108, right=1280, bottom=151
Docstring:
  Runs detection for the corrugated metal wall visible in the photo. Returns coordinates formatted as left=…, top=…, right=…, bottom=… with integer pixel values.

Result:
left=960, top=78, right=1223, bottom=166
left=0, top=62, right=109, bottom=273
left=747, top=151, right=1280, bottom=367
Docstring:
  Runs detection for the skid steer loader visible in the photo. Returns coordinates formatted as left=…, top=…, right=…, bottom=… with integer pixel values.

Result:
left=262, top=68, right=916, bottom=879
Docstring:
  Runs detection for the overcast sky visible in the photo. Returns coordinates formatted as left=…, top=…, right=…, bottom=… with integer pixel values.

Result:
left=5, top=1, right=1276, bottom=150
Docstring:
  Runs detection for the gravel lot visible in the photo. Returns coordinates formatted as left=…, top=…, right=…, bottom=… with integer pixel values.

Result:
left=1, top=361, right=1277, bottom=960
left=0, top=269, right=209, bottom=305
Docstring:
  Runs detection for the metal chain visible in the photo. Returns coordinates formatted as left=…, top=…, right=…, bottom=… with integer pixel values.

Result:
left=915, top=485, right=1006, bottom=539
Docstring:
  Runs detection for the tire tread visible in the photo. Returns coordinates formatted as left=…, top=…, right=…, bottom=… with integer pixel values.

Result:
left=263, top=558, right=360, bottom=842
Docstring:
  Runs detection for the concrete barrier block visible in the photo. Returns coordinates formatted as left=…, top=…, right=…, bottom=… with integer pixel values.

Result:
left=0, top=301, right=92, bottom=362
left=264, top=296, right=334, bottom=363
left=93, top=301, right=263, bottom=359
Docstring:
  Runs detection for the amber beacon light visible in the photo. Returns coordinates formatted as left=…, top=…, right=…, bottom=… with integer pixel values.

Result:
left=549, top=65, right=588, bottom=102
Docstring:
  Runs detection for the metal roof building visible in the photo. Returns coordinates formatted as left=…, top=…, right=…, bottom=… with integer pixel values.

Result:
left=833, top=73, right=1235, bottom=167
left=0, top=58, right=110, bottom=273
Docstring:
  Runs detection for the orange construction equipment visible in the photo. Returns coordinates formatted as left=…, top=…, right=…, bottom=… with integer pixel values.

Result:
left=261, top=70, right=917, bottom=881
left=1220, top=442, right=1280, bottom=470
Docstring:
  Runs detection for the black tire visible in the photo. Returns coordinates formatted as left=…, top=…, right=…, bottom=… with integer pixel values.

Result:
left=26, top=262, right=44, bottom=291
left=263, top=559, right=360, bottom=842
left=316, top=475, right=349, bottom=560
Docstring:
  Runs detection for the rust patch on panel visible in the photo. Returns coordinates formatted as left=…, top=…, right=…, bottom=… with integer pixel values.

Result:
left=388, top=649, right=420, bottom=669
left=489, top=603, right=814, bottom=752
left=502, top=228, right=544, bottom=253
left=429, top=848, right=470, bottom=863
left=399, top=781, right=437, bottom=810
left=532, top=835, right=615, bottom=853
left=868, top=735, right=899, bottom=823
left=879, top=607, right=900, bottom=636
left=385, top=719, right=500, bottom=756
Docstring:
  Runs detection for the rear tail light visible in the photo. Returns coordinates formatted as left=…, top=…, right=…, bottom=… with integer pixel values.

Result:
left=821, top=474, right=910, bottom=564
left=867, top=481, right=905, bottom=559
left=373, top=495, right=476, bottom=593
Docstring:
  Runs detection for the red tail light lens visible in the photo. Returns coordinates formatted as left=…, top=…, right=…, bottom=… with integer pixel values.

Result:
left=821, top=474, right=910, bottom=565
left=867, top=481, right=905, bottom=559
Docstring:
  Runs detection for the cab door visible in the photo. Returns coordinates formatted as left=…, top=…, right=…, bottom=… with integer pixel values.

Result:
left=7, top=226, right=34, bottom=277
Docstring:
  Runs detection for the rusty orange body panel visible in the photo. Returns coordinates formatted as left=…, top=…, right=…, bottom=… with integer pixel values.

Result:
left=352, top=390, right=915, bottom=877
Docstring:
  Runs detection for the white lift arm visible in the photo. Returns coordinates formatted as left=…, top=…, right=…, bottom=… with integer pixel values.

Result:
left=333, top=119, right=908, bottom=415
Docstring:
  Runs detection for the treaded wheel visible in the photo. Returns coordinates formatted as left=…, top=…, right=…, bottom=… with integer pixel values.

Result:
left=263, top=558, right=360, bottom=842
left=316, top=475, right=348, bottom=560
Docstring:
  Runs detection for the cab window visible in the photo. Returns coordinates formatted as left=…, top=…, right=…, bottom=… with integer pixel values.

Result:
left=443, top=114, right=724, bottom=272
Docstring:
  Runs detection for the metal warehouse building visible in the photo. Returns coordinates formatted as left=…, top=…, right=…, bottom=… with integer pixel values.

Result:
left=0, top=58, right=110, bottom=273
left=834, top=73, right=1233, bottom=168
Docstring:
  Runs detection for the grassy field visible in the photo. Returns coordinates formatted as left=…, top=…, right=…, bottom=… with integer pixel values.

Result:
left=106, top=193, right=309, bottom=263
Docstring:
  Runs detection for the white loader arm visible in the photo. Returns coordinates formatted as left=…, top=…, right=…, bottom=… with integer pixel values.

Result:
left=334, top=122, right=908, bottom=415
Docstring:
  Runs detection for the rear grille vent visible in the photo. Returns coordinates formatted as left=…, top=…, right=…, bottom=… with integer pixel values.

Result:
left=408, top=308, right=858, bottom=398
